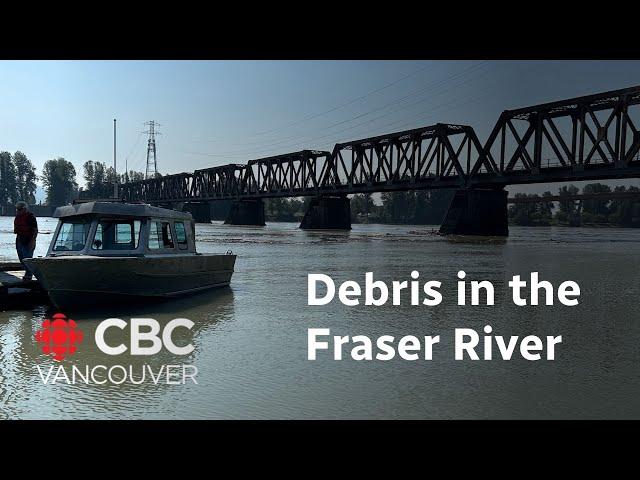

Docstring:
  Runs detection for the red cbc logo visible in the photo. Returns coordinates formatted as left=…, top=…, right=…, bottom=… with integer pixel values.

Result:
left=35, top=313, right=84, bottom=361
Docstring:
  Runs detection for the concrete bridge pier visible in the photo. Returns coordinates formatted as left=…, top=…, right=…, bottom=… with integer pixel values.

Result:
left=182, top=202, right=213, bottom=223
left=300, top=195, right=351, bottom=230
left=224, top=199, right=266, bottom=226
left=439, top=188, right=508, bottom=236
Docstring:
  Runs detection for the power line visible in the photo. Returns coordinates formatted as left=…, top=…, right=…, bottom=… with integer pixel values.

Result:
left=130, top=135, right=153, bottom=174
left=128, top=142, right=146, bottom=174
left=179, top=66, right=503, bottom=164
left=183, top=61, right=490, bottom=159
left=125, top=131, right=144, bottom=160
left=251, top=62, right=434, bottom=136
left=313, top=62, right=490, bottom=133
left=123, top=131, right=145, bottom=176
left=193, top=62, right=487, bottom=150
left=188, top=62, right=486, bottom=156
left=190, top=62, right=434, bottom=144
left=290, top=61, right=535, bottom=152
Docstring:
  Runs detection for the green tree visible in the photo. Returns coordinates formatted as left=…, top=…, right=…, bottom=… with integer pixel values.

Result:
left=350, top=193, right=376, bottom=222
left=381, top=191, right=415, bottom=223
left=13, top=151, right=37, bottom=203
left=41, top=158, right=77, bottom=206
left=609, top=185, right=640, bottom=227
left=541, top=191, right=555, bottom=216
left=264, top=197, right=306, bottom=221
left=83, top=160, right=138, bottom=198
left=508, top=192, right=553, bottom=226
left=582, top=182, right=612, bottom=216
left=105, top=166, right=118, bottom=185
left=83, top=160, right=106, bottom=193
left=380, top=189, right=454, bottom=224
left=123, top=170, right=145, bottom=183
left=509, top=194, right=533, bottom=226
left=0, top=151, right=17, bottom=204
left=556, top=185, right=580, bottom=226
left=420, top=189, right=455, bottom=224
left=83, top=160, right=96, bottom=188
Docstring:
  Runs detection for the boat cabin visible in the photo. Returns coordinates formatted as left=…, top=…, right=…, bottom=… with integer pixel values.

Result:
left=47, top=202, right=198, bottom=256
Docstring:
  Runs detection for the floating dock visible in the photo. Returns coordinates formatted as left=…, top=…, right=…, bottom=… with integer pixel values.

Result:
left=0, top=262, right=48, bottom=307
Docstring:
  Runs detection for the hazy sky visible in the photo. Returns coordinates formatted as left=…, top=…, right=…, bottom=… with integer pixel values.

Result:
left=1, top=60, right=640, bottom=194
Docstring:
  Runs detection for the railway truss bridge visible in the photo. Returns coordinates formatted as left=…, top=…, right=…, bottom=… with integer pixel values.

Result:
left=111, top=85, right=640, bottom=236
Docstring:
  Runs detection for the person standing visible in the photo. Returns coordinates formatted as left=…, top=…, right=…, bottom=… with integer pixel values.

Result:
left=14, top=201, right=38, bottom=281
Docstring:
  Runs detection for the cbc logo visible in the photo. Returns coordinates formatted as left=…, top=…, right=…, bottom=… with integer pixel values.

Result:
left=95, top=318, right=194, bottom=356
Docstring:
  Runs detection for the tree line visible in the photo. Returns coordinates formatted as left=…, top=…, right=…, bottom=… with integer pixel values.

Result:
left=3, top=150, right=639, bottom=228
left=260, top=190, right=454, bottom=224
left=508, top=183, right=640, bottom=227
left=264, top=184, right=640, bottom=227
left=0, top=152, right=149, bottom=206
left=81, top=161, right=147, bottom=198
left=0, top=151, right=38, bottom=204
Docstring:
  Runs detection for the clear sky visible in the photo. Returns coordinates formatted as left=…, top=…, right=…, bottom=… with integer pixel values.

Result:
left=1, top=60, right=640, bottom=195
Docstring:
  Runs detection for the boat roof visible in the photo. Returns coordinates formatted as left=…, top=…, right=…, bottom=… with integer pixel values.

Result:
left=54, top=202, right=193, bottom=220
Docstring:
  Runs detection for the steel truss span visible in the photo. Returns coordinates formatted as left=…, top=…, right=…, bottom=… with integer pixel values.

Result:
left=118, top=85, right=640, bottom=203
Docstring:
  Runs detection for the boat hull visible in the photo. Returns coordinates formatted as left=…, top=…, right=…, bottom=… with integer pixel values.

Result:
left=23, top=254, right=236, bottom=310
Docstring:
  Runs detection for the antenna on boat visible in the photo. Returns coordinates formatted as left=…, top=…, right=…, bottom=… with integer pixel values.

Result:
left=113, top=118, right=118, bottom=199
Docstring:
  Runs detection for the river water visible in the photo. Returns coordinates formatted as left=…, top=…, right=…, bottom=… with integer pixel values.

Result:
left=0, top=215, right=639, bottom=419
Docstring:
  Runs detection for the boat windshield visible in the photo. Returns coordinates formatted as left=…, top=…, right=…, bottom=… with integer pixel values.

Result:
left=92, top=219, right=142, bottom=250
left=53, top=221, right=90, bottom=251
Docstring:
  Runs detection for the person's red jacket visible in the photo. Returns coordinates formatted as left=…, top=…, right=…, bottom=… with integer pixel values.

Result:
left=14, top=211, right=38, bottom=245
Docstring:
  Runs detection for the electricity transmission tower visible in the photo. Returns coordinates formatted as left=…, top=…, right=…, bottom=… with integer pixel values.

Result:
left=144, top=121, right=161, bottom=179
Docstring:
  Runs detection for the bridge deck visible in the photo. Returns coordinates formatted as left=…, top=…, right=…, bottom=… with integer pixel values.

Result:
left=95, top=84, right=640, bottom=204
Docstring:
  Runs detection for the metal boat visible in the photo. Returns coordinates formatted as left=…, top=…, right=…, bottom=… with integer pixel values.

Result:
left=24, top=202, right=236, bottom=309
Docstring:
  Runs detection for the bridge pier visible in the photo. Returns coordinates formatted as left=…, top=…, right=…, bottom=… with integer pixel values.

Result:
left=439, top=188, right=508, bottom=236
left=182, top=202, right=212, bottom=223
left=300, top=195, right=351, bottom=230
left=211, top=200, right=232, bottom=221
left=224, top=199, right=266, bottom=226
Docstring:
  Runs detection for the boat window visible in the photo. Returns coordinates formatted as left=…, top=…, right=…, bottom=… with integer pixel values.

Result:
left=53, top=221, right=89, bottom=251
left=174, top=222, right=188, bottom=250
left=148, top=221, right=175, bottom=250
left=92, top=219, right=141, bottom=250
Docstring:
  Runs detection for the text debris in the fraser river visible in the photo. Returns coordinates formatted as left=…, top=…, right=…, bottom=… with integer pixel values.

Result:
left=306, top=271, right=579, bottom=362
